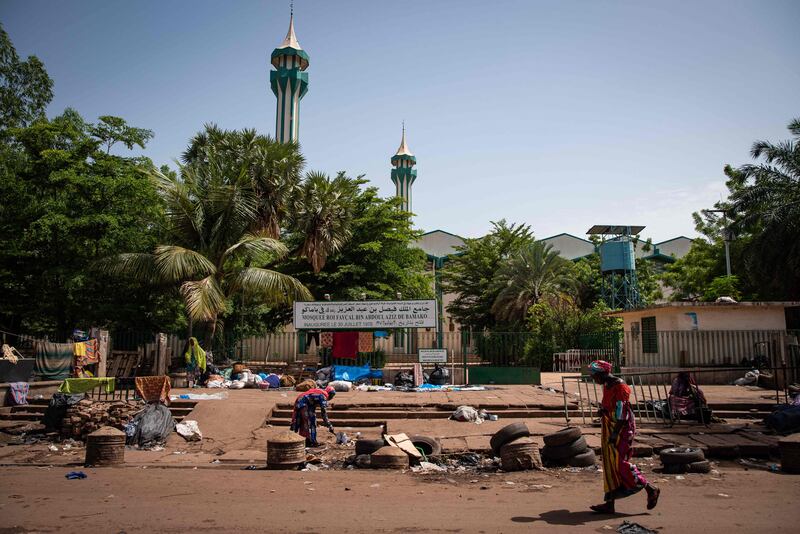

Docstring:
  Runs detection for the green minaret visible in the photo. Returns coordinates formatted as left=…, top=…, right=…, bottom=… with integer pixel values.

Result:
left=390, top=125, right=417, bottom=213
left=270, top=13, right=309, bottom=143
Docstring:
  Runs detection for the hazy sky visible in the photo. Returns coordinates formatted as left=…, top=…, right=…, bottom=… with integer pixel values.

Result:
left=3, top=0, right=798, bottom=242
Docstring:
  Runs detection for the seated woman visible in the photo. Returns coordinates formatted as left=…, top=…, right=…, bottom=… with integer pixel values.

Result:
left=290, top=385, right=336, bottom=447
left=669, top=371, right=707, bottom=421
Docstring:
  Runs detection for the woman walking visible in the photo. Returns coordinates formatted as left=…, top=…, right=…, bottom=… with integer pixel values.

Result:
left=589, top=360, right=660, bottom=514
left=290, top=385, right=336, bottom=447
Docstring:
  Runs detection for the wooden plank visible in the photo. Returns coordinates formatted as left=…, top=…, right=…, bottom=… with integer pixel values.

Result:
left=688, top=434, right=741, bottom=458
left=653, top=433, right=707, bottom=451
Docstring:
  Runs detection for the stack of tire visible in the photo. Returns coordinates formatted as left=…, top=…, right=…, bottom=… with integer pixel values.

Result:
left=490, top=423, right=542, bottom=471
left=541, top=427, right=596, bottom=467
left=659, top=447, right=710, bottom=474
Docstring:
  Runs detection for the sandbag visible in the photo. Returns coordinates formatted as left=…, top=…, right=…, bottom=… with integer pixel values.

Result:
left=329, top=380, right=352, bottom=392
left=280, top=375, right=296, bottom=387
left=295, top=379, right=317, bottom=392
left=125, top=403, right=175, bottom=447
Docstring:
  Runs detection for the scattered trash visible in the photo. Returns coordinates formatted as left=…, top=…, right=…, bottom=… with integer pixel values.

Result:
left=738, top=458, right=780, bottom=472
left=370, top=483, right=380, bottom=488
left=528, top=484, right=552, bottom=490
left=450, top=405, right=483, bottom=423
left=170, top=392, right=228, bottom=401
left=243, top=465, right=259, bottom=470
left=411, top=461, right=447, bottom=473
left=173, top=451, right=187, bottom=455
left=718, top=493, right=730, bottom=498
left=335, top=431, right=349, bottom=445
left=616, top=521, right=657, bottom=534
left=48, top=445, right=59, bottom=452
left=65, top=471, right=87, bottom=480
left=675, top=475, right=685, bottom=480
left=176, top=420, right=202, bottom=442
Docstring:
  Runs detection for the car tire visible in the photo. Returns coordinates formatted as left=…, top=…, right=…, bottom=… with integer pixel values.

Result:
left=659, top=447, right=705, bottom=465
left=490, top=423, right=530, bottom=455
left=688, top=460, right=711, bottom=473
left=543, top=427, right=582, bottom=447
left=568, top=449, right=597, bottom=467
left=542, top=436, right=588, bottom=460
left=408, top=435, right=441, bottom=456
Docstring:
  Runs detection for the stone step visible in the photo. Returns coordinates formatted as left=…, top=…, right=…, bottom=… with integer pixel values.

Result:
left=0, top=411, right=42, bottom=421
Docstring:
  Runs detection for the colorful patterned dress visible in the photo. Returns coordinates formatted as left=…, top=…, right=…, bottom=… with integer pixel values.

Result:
left=290, top=389, right=331, bottom=445
left=600, top=379, right=649, bottom=501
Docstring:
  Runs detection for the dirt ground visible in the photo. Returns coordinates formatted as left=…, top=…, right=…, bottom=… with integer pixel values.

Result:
left=1, top=465, right=798, bottom=533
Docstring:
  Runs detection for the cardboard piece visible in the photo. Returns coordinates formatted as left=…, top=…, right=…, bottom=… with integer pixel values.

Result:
left=384, top=433, right=423, bottom=459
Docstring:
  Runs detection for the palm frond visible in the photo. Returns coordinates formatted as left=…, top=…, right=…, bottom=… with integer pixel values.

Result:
left=154, top=245, right=216, bottom=281
left=234, top=267, right=312, bottom=303
left=180, top=276, right=226, bottom=321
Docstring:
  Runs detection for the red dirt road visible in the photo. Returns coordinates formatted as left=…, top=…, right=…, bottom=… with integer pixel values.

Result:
left=1, top=466, right=797, bottom=533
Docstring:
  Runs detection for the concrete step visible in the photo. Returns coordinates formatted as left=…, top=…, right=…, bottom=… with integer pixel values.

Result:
left=271, top=408, right=565, bottom=420
left=266, top=417, right=386, bottom=428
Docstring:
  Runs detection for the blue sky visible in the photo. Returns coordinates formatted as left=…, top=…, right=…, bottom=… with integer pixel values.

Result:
left=3, top=0, right=798, bottom=242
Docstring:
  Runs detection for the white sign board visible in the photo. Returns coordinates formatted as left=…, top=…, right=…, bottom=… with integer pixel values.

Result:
left=293, top=300, right=437, bottom=330
left=419, top=348, right=447, bottom=363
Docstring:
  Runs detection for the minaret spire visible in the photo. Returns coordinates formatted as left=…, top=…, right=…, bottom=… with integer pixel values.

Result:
left=270, top=7, right=310, bottom=143
left=390, top=124, right=418, bottom=213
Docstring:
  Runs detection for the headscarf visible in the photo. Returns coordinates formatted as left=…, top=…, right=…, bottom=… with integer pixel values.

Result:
left=326, top=385, right=336, bottom=399
left=589, top=360, right=613, bottom=375
left=184, top=337, right=207, bottom=371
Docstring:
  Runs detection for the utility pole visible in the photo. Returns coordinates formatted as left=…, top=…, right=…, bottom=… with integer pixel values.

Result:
left=703, top=209, right=732, bottom=276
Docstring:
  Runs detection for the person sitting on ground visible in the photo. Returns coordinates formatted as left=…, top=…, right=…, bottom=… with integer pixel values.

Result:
left=290, top=385, right=336, bottom=447
left=669, top=371, right=707, bottom=420
left=184, top=337, right=206, bottom=388
left=588, top=360, right=660, bottom=514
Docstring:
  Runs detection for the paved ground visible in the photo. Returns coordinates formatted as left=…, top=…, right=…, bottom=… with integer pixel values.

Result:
left=1, top=465, right=797, bottom=533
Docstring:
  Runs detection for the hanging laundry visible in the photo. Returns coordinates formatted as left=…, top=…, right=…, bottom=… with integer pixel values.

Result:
left=7, top=382, right=29, bottom=406
left=332, top=331, right=359, bottom=359
left=35, top=341, right=73, bottom=380
left=73, top=339, right=99, bottom=367
left=135, top=376, right=172, bottom=403
left=58, top=377, right=115, bottom=394
left=358, top=331, right=374, bottom=353
left=320, top=332, right=334, bottom=348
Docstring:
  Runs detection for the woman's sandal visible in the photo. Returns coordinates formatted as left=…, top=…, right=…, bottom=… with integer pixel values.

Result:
left=647, top=487, right=661, bottom=510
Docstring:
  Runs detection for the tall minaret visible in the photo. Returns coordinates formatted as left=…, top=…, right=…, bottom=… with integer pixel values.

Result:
left=390, top=125, right=417, bottom=213
left=270, top=12, right=309, bottom=143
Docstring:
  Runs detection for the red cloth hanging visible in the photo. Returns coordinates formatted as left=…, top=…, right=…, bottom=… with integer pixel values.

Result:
left=332, top=331, right=359, bottom=359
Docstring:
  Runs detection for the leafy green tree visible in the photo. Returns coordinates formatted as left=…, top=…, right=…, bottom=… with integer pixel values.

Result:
left=441, top=220, right=534, bottom=330
left=491, top=241, right=575, bottom=324
left=0, top=24, right=53, bottom=132
left=703, top=275, right=742, bottom=302
left=0, top=109, right=173, bottom=336
left=90, top=115, right=153, bottom=154
left=524, top=297, right=621, bottom=369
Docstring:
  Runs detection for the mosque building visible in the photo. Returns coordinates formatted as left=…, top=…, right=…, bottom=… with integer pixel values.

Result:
left=268, top=12, right=693, bottom=327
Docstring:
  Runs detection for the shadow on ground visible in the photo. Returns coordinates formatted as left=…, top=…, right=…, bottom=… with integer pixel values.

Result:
left=512, top=510, right=649, bottom=526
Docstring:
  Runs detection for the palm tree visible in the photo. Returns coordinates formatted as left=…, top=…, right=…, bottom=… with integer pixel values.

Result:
left=102, top=151, right=310, bottom=346
left=490, top=241, right=575, bottom=324
left=290, top=171, right=361, bottom=273
left=726, top=117, right=800, bottom=298
left=182, top=125, right=305, bottom=239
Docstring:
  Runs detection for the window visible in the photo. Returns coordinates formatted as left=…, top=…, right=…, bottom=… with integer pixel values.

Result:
left=641, top=316, right=658, bottom=354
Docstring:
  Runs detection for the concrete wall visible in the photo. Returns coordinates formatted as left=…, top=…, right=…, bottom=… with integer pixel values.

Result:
left=619, top=305, right=788, bottom=332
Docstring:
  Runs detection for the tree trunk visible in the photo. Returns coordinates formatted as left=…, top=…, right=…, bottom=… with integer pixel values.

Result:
left=203, top=316, right=217, bottom=353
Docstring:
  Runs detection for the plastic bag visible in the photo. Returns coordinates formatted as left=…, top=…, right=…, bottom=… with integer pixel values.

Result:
left=450, top=405, right=483, bottom=423
left=126, top=403, right=175, bottom=447
left=176, top=420, right=202, bottom=442
left=333, top=364, right=371, bottom=382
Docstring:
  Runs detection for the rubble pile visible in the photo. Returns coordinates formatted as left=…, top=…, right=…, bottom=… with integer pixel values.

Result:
left=61, top=399, right=144, bottom=440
